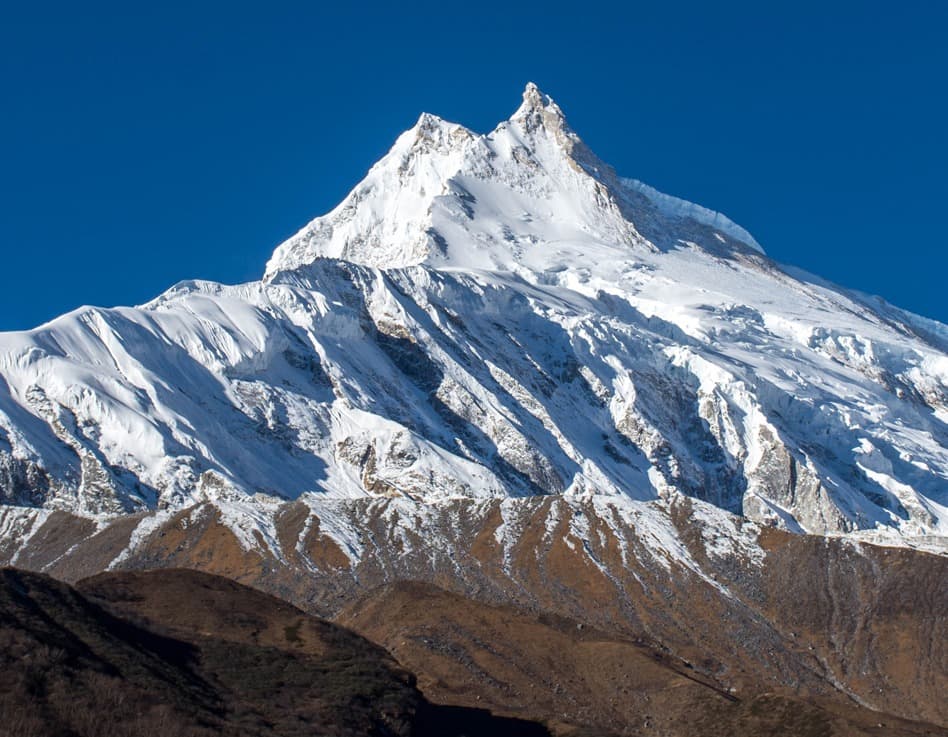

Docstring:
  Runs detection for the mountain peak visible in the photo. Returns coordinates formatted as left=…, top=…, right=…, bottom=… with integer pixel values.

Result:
left=510, top=82, right=568, bottom=132
left=5, top=84, right=948, bottom=571
left=520, top=81, right=553, bottom=109
left=412, top=111, right=452, bottom=132
left=263, top=82, right=772, bottom=279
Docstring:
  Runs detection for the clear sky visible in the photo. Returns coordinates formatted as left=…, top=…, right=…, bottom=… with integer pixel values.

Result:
left=2, top=1, right=946, bottom=330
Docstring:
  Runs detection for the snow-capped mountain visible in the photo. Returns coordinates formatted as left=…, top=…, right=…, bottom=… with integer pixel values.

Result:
left=1, top=83, right=947, bottom=563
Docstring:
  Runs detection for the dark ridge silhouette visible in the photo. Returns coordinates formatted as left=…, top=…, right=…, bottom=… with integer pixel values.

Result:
left=1, top=567, right=551, bottom=737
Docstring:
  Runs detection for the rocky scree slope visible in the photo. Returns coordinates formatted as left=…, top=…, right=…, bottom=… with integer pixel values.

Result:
left=338, top=579, right=947, bottom=737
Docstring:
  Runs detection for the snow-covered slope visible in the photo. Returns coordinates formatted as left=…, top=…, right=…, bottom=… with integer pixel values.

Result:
left=1, top=83, right=947, bottom=560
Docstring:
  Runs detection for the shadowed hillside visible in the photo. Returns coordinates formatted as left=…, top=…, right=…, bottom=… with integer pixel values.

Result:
left=0, top=567, right=549, bottom=737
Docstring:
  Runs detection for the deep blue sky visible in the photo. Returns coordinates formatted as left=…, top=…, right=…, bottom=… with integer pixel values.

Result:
left=2, top=1, right=946, bottom=330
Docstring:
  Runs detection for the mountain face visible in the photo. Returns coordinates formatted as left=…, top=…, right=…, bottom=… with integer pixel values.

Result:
left=1, top=84, right=947, bottom=730
left=1, top=83, right=945, bottom=550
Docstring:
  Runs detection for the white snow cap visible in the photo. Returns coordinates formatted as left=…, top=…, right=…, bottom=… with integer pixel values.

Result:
left=264, top=82, right=765, bottom=280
